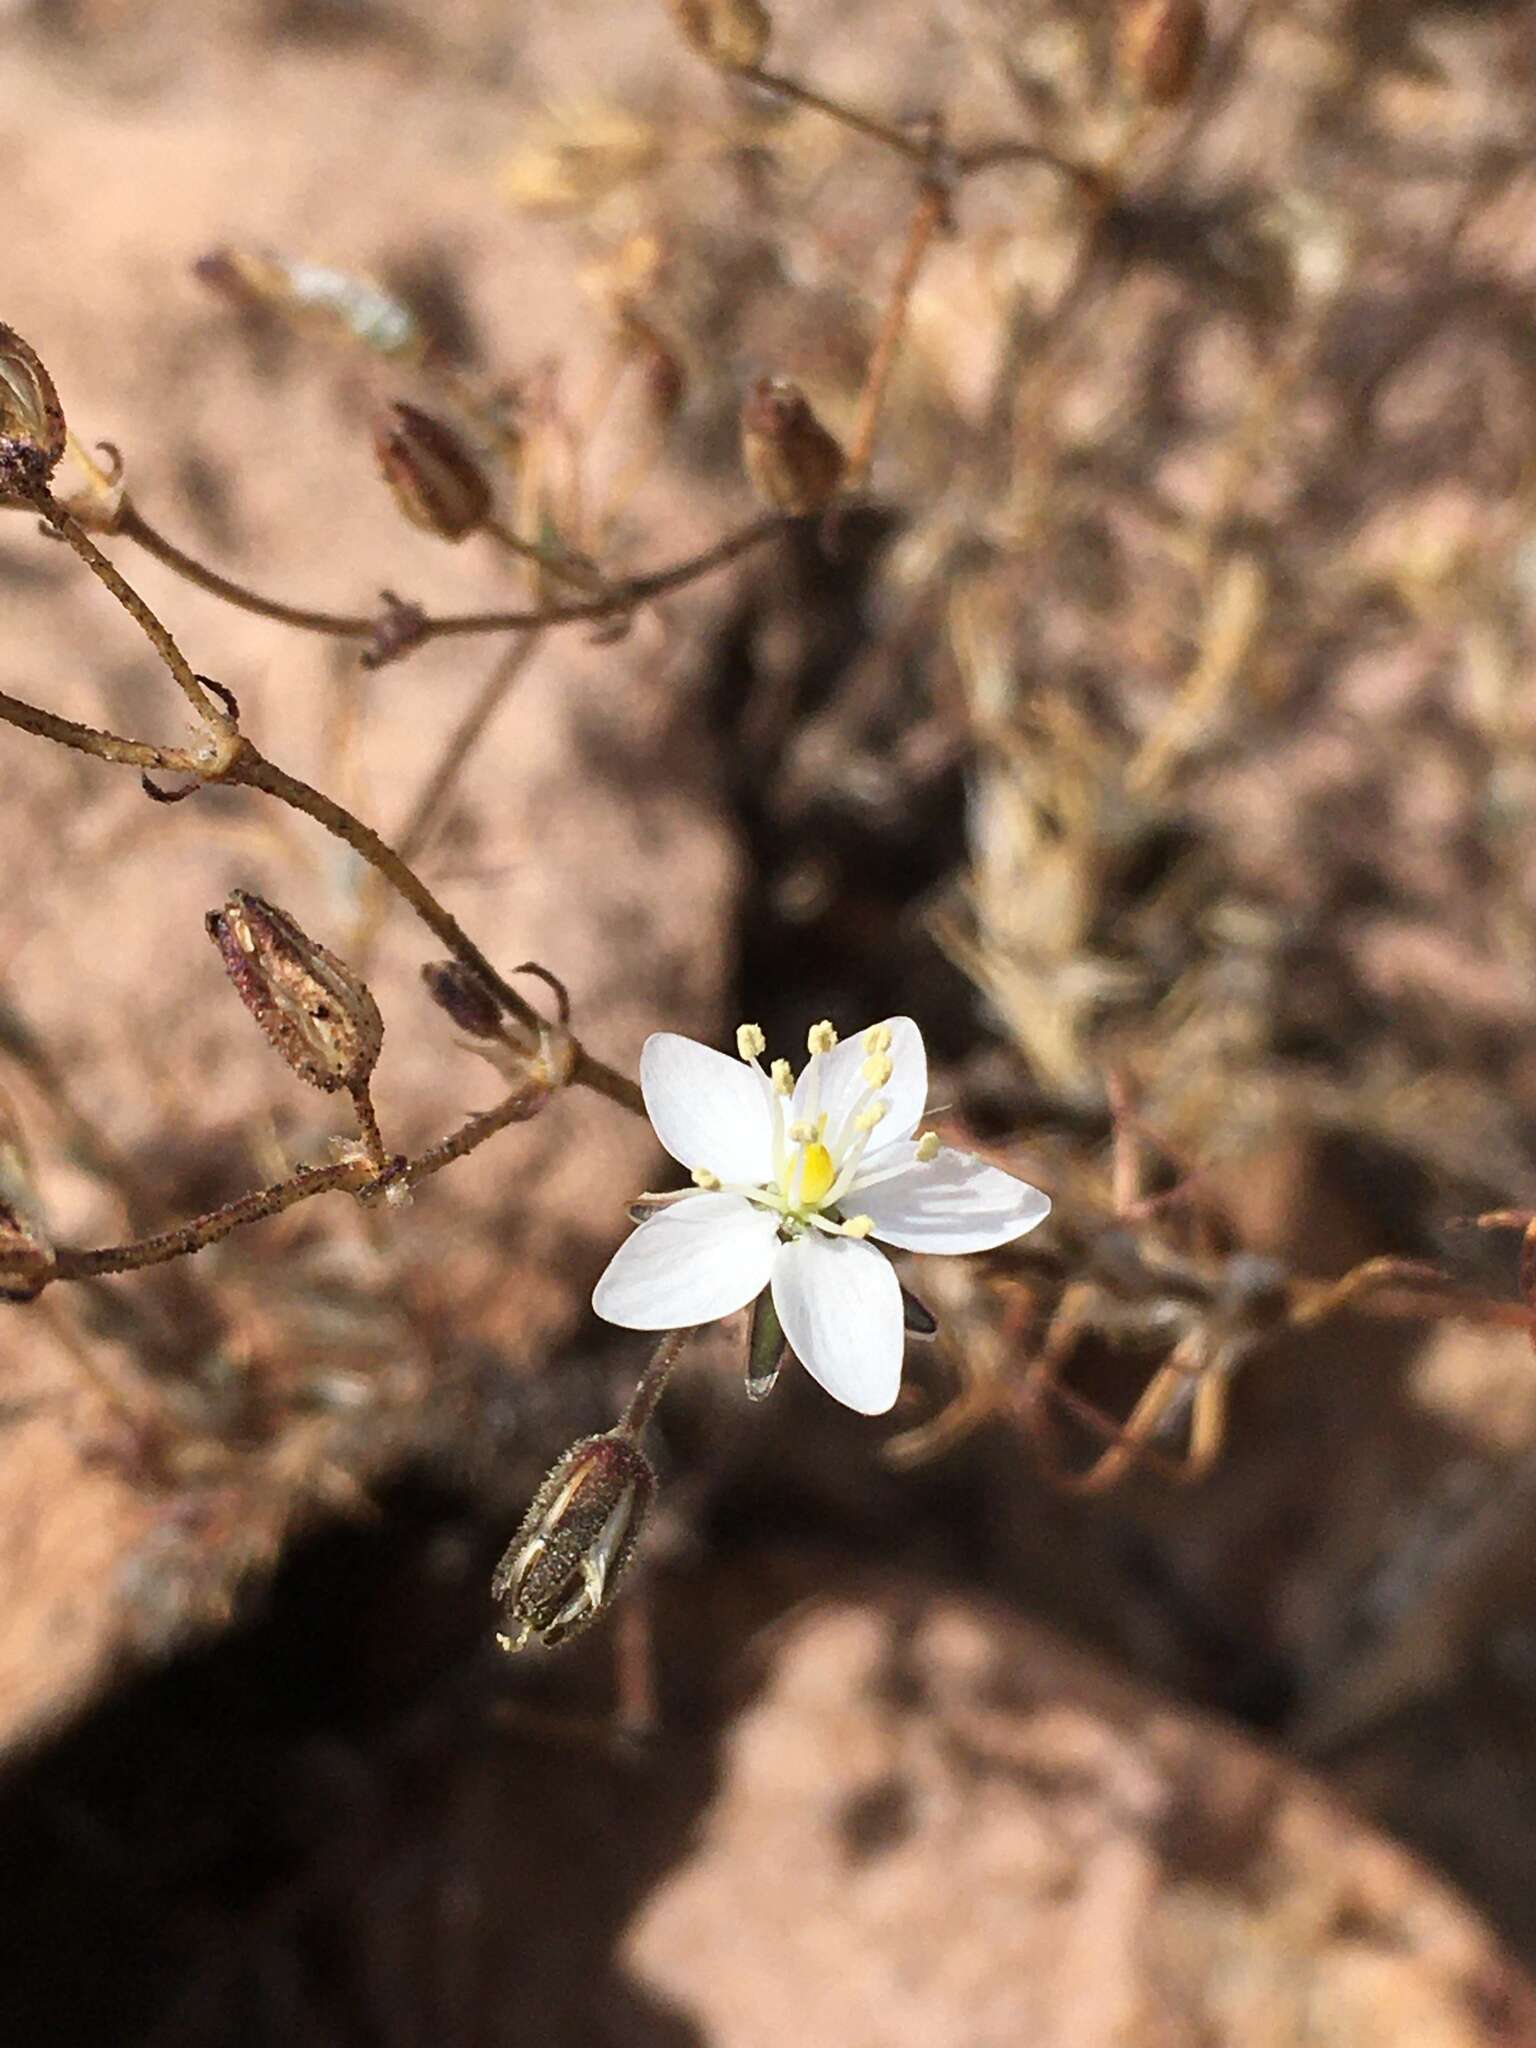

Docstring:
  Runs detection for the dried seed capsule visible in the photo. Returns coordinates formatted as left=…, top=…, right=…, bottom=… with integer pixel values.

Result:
left=1117, top=0, right=1206, bottom=106
left=493, top=1432, right=656, bottom=1651
left=374, top=403, right=492, bottom=543
left=0, top=325, right=66, bottom=504
left=206, top=890, right=384, bottom=1094
left=420, top=959, right=506, bottom=1039
left=660, top=0, right=771, bottom=71
left=740, top=376, right=844, bottom=517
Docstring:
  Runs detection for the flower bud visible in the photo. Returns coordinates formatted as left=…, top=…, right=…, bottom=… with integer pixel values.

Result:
left=420, top=960, right=506, bottom=1039
left=0, top=325, right=66, bottom=504
left=660, top=0, right=771, bottom=71
left=374, top=403, right=492, bottom=543
left=615, top=309, right=688, bottom=425
left=493, top=1432, right=655, bottom=1651
left=206, top=890, right=384, bottom=1094
left=740, top=376, right=844, bottom=517
left=1117, top=0, right=1206, bottom=106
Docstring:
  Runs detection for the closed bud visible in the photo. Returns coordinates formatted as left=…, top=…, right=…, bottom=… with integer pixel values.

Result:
left=421, top=959, right=506, bottom=1039
left=660, top=0, right=771, bottom=71
left=493, top=1431, right=655, bottom=1651
left=616, top=309, right=688, bottom=424
left=740, top=376, right=844, bottom=516
left=207, top=890, right=384, bottom=1094
left=1117, top=0, right=1206, bottom=106
left=374, top=403, right=492, bottom=542
left=0, top=325, right=66, bottom=505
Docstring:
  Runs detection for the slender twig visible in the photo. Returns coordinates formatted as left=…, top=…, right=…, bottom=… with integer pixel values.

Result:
left=226, top=758, right=648, bottom=1126
left=741, top=64, right=935, bottom=163
left=844, top=182, right=950, bottom=489
left=0, top=687, right=206, bottom=775
left=229, top=745, right=546, bottom=1039
left=43, top=1078, right=551, bottom=1285
left=35, top=491, right=228, bottom=731
left=373, top=515, right=786, bottom=646
left=351, top=634, right=544, bottom=964
left=118, top=499, right=376, bottom=637
left=482, top=517, right=607, bottom=595
left=616, top=1328, right=692, bottom=1436
left=116, top=498, right=786, bottom=655
left=569, top=1043, right=644, bottom=1119
left=51, top=1156, right=370, bottom=1280
left=397, top=636, right=542, bottom=869
left=348, top=1082, right=389, bottom=1172
left=0, top=688, right=643, bottom=1118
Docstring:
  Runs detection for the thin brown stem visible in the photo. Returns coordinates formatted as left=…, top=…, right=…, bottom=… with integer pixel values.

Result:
left=0, top=688, right=645, bottom=1122
left=348, top=1082, right=389, bottom=1172
left=47, top=1078, right=557, bottom=1286
left=227, top=746, right=644, bottom=1114
left=398, top=636, right=542, bottom=868
left=0, top=687, right=205, bottom=774
left=957, top=138, right=1105, bottom=195
left=414, top=515, right=785, bottom=643
left=36, top=491, right=227, bottom=729
left=118, top=499, right=377, bottom=636
left=741, top=64, right=932, bottom=163
left=229, top=745, right=545, bottom=1040
left=482, top=517, right=606, bottom=594
left=400, top=1082, right=551, bottom=1187
left=616, top=1328, right=692, bottom=1436
left=351, top=634, right=543, bottom=965
left=570, top=1042, right=645, bottom=1119
left=52, top=1156, right=370, bottom=1280
left=118, top=500, right=784, bottom=657
left=844, top=183, right=949, bottom=489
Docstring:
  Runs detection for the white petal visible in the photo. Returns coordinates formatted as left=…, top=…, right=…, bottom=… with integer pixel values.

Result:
left=593, top=1193, right=779, bottom=1329
left=640, top=1033, right=774, bottom=1184
left=770, top=1232, right=904, bottom=1415
left=794, top=1015, right=928, bottom=1151
left=852, top=1148, right=1051, bottom=1254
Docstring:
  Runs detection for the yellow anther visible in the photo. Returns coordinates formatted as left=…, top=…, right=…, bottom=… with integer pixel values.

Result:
left=770, top=1058, right=794, bottom=1096
left=862, top=1024, right=892, bottom=1055
left=798, top=1141, right=836, bottom=1208
left=787, top=1119, right=817, bottom=1145
left=853, top=1100, right=888, bottom=1132
left=843, top=1214, right=874, bottom=1238
left=691, top=1166, right=721, bottom=1190
left=915, top=1131, right=940, bottom=1162
left=736, top=1022, right=766, bottom=1061
left=806, top=1020, right=838, bottom=1055
left=861, top=1053, right=893, bottom=1089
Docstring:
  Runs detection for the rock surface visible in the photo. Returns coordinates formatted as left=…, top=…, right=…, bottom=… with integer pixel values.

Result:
left=627, top=1582, right=1536, bottom=2048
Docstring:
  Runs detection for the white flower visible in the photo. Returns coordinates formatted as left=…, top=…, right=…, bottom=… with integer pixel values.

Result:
left=592, top=1016, right=1051, bottom=1415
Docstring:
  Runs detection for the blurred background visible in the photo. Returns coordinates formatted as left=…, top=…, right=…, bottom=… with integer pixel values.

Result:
left=4, top=0, right=1536, bottom=2040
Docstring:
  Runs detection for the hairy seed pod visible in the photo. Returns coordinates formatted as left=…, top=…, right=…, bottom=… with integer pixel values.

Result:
left=740, top=376, right=844, bottom=517
left=1117, top=0, right=1206, bottom=106
left=420, top=959, right=506, bottom=1039
left=374, top=403, right=492, bottom=542
left=660, top=0, right=771, bottom=70
left=0, top=325, right=66, bottom=504
left=207, top=891, right=384, bottom=1093
left=493, top=1432, right=655, bottom=1651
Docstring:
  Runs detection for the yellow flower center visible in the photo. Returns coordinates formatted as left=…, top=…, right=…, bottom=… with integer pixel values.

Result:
left=797, top=1141, right=836, bottom=1208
